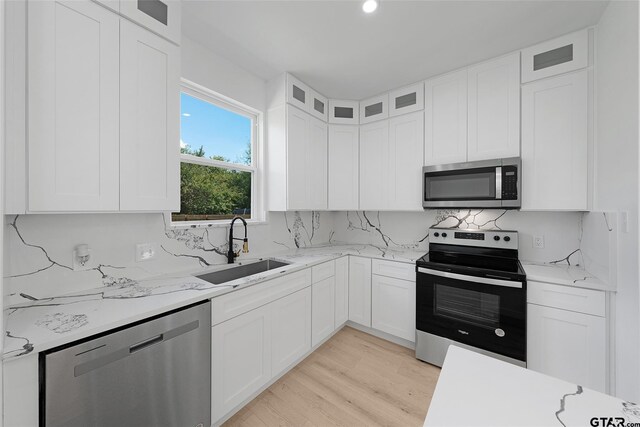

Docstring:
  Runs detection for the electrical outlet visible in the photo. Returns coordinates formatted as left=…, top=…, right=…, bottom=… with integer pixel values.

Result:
left=136, top=243, right=156, bottom=262
left=533, top=235, right=545, bottom=249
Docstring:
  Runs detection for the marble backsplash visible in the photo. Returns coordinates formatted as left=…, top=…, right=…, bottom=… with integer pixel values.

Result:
left=3, top=209, right=615, bottom=306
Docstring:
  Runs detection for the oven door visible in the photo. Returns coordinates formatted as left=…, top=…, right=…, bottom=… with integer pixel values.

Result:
left=416, top=267, right=526, bottom=362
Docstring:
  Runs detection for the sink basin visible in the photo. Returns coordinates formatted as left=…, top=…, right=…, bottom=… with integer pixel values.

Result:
left=196, top=259, right=290, bottom=284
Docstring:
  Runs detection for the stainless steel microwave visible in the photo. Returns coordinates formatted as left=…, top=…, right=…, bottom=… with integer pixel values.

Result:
left=423, top=158, right=521, bottom=209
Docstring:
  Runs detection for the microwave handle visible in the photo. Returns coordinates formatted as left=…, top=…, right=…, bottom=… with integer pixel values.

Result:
left=496, top=166, right=502, bottom=199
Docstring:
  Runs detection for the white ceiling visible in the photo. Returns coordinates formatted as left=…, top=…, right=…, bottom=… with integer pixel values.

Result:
left=182, top=0, right=609, bottom=100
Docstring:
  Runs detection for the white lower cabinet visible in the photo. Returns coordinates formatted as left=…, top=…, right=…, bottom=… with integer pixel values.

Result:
left=371, top=275, right=416, bottom=342
left=527, top=281, right=607, bottom=393
left=312, top=276, right=336, bottom=346
left=271, top=287, right=312, bottom=376
left=212, top=303, right=272, bottom=422
left=334, top=256, right=349, bottom=326
left=348, top=256, right=372, bottom=327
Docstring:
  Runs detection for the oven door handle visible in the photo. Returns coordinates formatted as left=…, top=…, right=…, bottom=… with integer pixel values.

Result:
left=417, top=267, right=522, bottom=289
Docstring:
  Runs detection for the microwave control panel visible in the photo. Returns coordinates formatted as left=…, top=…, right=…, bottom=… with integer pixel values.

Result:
left=501, top=166, right=518, bottom=200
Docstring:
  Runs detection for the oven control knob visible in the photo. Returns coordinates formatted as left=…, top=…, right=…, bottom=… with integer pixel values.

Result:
left=504, top=236, right=511, bottom=242
left=441, top=232, right=447, bottom=238
left=494, top=235, right=500, bottom=241
left=495, top=328, right=505, bottom=337
left=433, top=232, right=439, bottom=237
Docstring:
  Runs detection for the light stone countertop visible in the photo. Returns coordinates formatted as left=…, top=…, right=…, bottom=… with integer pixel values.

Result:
left=3, top=242, right=425, bottom=360
left=424, top=346, right=637, bottom=427
left=521, top=261, right=615, bottom=292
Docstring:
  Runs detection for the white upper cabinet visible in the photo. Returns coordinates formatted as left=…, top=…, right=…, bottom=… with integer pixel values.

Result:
left=329, top=99, right=360, bottom=125
left=424, top=69, right=468, bottom=166
left=28, top=0, right=120, bottom=212
left=521, top=70, right=588, bottom=210
left=389, top=82, right=424, bottom=117
left=286, top=74, right=312, bottom=113
left=359, top=120, right=388, bottom=210
left=521, top=30, right=588, bottom=83
left=328, top=125, right=359, bottom=210
left=281, top=107, right=328, bottom=210
left=467, top=52, right=521, bottom=161
left=309, top=89, right=329, bottom=121
left=359, top=93, right=389, bottom=124
left=307, top=116, right=329, bottom=210
left=387, top=112, right=424, bottom=211
left=119, top=19, right=180, bottom=211
left=120, top=0, right=181, bottom=44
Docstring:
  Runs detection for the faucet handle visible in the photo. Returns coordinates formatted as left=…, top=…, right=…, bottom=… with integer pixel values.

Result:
left=242, top=239, right=249, bottom=254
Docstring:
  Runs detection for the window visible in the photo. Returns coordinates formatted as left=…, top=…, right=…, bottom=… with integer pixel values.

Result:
left=173, top=81, right=262, bottom=225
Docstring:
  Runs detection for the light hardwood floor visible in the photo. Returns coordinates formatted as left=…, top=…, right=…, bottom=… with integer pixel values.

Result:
left=223, top=326, right=441, bottom=427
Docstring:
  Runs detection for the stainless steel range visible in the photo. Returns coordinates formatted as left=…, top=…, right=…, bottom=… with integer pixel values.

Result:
left=415, top=227, right=526, bottom=367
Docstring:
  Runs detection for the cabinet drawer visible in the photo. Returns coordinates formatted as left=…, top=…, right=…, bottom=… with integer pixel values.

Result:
left=521, top=29, right=588, bottom=83
left=212, top=269, right=312, bottom=325
left=372, top=259, right=415, bottom=281
left=312, top=261, right=335, bottom=283
left=388, top=82, right=424, bottom=117
left=527, top=281, right=605, bottom=317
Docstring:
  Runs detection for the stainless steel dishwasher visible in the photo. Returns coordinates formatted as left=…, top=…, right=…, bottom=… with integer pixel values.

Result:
left=41, top=301, right=211, bottom=427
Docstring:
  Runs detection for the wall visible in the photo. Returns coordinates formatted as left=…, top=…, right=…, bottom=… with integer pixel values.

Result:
left=4, top=212, right=334, bottom=306
left=334, top=210, right=587, bottom=265
left=594, top=0, right=640, bottom=402
left=181, top=36, right=266, bottom=112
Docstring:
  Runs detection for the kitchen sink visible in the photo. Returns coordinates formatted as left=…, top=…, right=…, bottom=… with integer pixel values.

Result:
left=196, top=259, right=290, bottom=284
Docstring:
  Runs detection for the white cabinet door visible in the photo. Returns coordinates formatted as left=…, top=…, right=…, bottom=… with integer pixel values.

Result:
left=286, top=106, right=309, bottom=210
left=359, top=120, right=389, bottom=210
left=271, top=287, right=312, bottom=376
left=424, top=70, right=468, bottom=166
left=329, top=99, right=360, bottom=125
left=360, top=93, right=389, bottom=124
left=286, top=107, right=327, bottom=210
left=371, top=275, right=416, bottom=342
left=307, top=116, right=328, bottom=210
left=467, top=53, right=520, bottom=161
left=120, top=20, right=180, bottom=211
left=309, top=89, right=328, bottom=122
left=212, top=304, right=272, bottom=422
left=521, top=29, right=588, bottom=83
left=328, top=125, right=359, bottom=210
left=348, top=257, right=372, bottom=327
left=120, top=0, right=181, bottom=44
left=387, top=111, right=424, bottom=211
left=521, top=71, right=588, bottom=210
left=312, top=276, right=336, bottom=346
left=27, top=0, right=119, bottom=212
left=334, top=257, right=349, bottom=327
left=527, top=304, right=606, bottom=392
left=286, top=74, right=311, bottom=112
left=389, top=82, right=424, bottom=117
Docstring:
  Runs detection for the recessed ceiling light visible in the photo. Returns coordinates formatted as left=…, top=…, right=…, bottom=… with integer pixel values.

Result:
left=362, top=0, right=378, bottom=14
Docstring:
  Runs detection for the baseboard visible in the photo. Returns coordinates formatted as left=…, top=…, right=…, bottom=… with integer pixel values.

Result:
left=345, top=321, right=416, bottom=350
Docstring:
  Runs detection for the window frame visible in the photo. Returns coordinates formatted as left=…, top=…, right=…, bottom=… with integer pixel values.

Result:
left=168, top=78, right=266, bottom=229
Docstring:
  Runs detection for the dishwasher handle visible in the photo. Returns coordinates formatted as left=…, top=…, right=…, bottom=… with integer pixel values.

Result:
left=129, top=334, right=164, bottom=353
